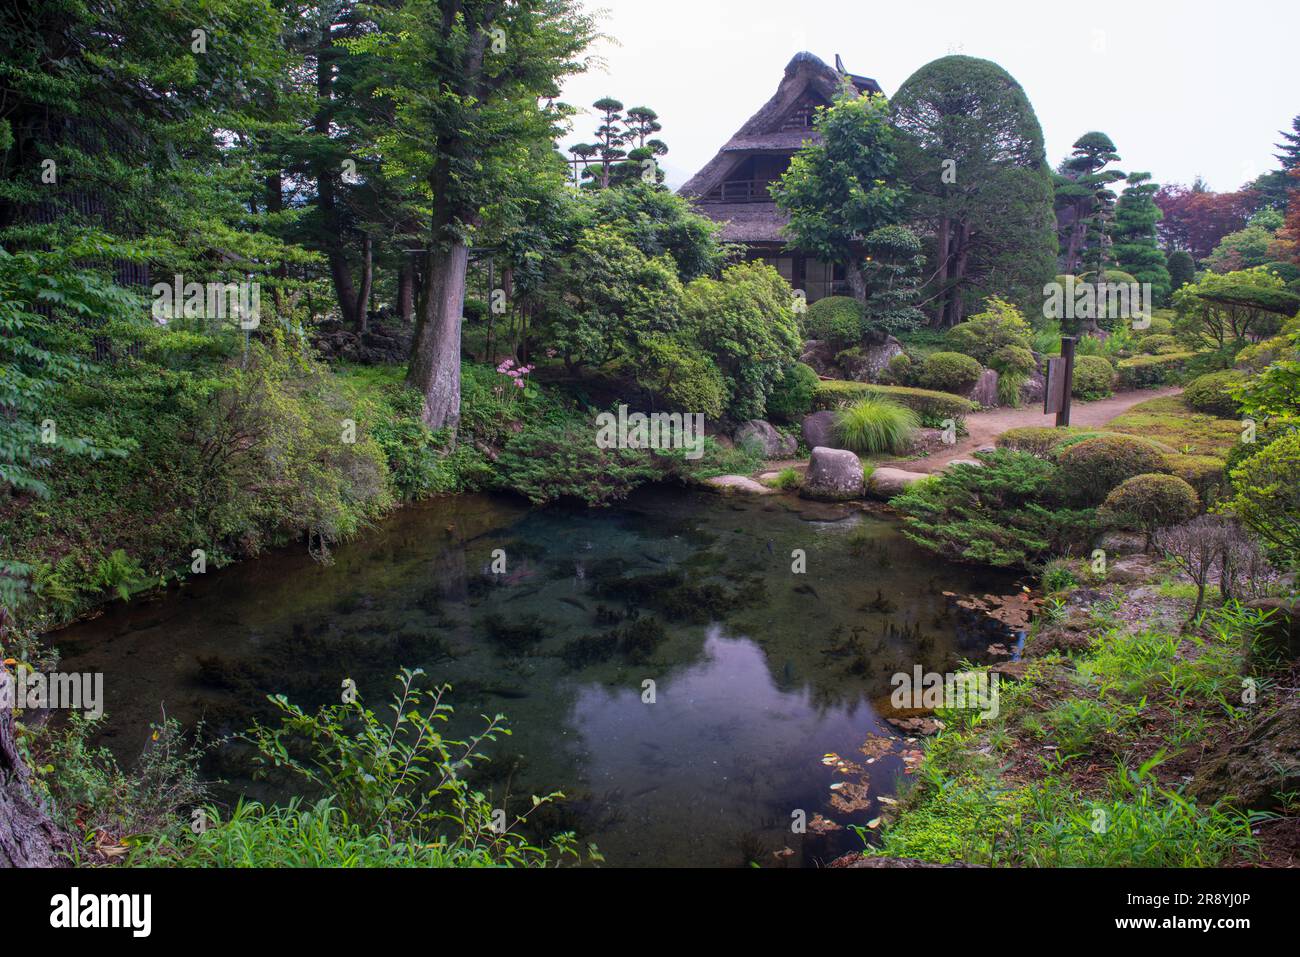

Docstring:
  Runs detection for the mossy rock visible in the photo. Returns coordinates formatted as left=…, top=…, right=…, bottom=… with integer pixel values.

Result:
left=1190, top=697, right=1300, bottom=811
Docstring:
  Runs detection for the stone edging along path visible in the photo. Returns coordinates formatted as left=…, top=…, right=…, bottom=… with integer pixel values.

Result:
left=715, top=386, right=1185, bottom=497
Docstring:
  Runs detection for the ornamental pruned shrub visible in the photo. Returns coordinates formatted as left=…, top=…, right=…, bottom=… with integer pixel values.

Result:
left=1183, top=370, right=1247, bottom=418
left=1055, top=434, right=1170, bottom=505
left=1100, top=473, right=1200, bottom=550
left=917, top=351, right=983, bottom=393
left=943, top=297, right=1034, bottom=365
left=1071, top=355, right=1115, bottom=400
left=803, top=295, right=865, bottom=345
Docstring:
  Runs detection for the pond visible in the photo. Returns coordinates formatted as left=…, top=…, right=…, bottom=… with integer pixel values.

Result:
left=49, top=486, right=1019, bottom=867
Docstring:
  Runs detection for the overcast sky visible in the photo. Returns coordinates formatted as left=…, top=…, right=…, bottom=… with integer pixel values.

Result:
left=558, top=0, right=1297, bottom=194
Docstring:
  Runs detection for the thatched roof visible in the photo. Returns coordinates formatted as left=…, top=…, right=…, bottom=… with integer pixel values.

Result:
left=678, top=52, right=881, bottom=201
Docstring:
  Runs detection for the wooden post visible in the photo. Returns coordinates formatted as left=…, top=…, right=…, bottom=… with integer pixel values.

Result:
left=1057, top=336, right=1076, bottom=427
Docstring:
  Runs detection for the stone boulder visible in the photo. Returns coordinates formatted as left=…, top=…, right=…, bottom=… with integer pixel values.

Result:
left=1190, top=698, right=1300, bottom=811
left=734, top=420, right=797, bottom=459
left=798, top=340, right=840, bottom=379
left=840, top=336, right=905, bottom=383
left=800, top=447, right=864, bottom=501
left=1020, top=371, right=1046, bottom=405
left=866, top=467, right=929, bottom=500
left=706, top=475, right=778, bottom=496
left=801, top=410, right=839, bottom=451
left=964, top=368, right=1000, bottom=407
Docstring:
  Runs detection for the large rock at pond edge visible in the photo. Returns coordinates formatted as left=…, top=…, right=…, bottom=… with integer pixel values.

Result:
left=866, top=467, right=929, bottom=500
left=1189, top=698, right=1300, bottom=811
left=706, top=475, right=778, bottom=496
left=841, top=336, right=905, bottom=383
left=799, top=340, right=840, bottom=379
left=734, top=420, right=797, bottom=459
left=800, top=447, right=864, bottom=501
left=963, top=368, right=1000, bottom=407
left=801, top=410, right=839, bottom=451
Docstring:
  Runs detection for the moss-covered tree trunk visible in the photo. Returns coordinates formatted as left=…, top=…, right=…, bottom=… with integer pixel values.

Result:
left=0, top=665, right=65, bottom=868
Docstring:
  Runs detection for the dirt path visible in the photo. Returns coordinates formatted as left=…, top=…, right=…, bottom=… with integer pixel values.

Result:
left=881, top=386, right=1183, bottom=473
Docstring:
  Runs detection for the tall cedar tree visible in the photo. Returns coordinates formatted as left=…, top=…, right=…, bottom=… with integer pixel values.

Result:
left=890, top=56, right=1057, bottom=328
left=1112, top=172, right=1172, bottom=305
left=352, top=0, right=596, bottom=431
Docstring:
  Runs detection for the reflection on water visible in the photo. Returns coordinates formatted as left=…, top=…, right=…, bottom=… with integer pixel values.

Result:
left=50, top=486, right=1016, bottom=867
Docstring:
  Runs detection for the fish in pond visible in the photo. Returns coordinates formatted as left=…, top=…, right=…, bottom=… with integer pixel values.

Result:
left=482, top=686, right=530, bottom=700
left=558, top=596, right=588, bottom=612
left=642, top=553, right=666, bottom=564
left=793, top=583, right=820, bottom=600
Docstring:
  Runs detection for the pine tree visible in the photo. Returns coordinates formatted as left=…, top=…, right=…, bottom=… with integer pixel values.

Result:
left=1112, top=173, right=1172, bottom=305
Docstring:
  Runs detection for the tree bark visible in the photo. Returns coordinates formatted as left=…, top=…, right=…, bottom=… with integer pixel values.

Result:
left=355, top=233, right=372, bottom=333
left=933, top=216, right=951, bottom=328
left=406, top=239, right=468, bottom=432
left=845, top=261, right=868, bottom=303
left=0, top=664, right=66, bottom=868
left=314, top=21, right=359, bottom=329
left=397, top=255, right=415, bottom=325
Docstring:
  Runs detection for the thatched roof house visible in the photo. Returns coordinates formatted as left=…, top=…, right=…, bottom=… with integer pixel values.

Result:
left=679, top=52, right=882, bottom=302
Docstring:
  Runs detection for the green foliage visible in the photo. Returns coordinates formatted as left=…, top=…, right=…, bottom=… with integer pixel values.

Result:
left=765, top=362, right=820, bottom=422
left=881, top=351, right=914, bottom=385
left=812, top=381, right=974, bottom=426
left=682, top=260, right=802, bottom=420
left=1161, top=453, right=1228, bottom=505
left=917, top=352, right=982, bottom=393
left=803, top=296, right=866, bottom=345
left=943, top=298, right=1035, bottom=365
left=892, top=449, right=1098, bottom=568
left=1167, top=251, right=1195, bottom=293
left=892, top=57, right=1058, bottom=325
left=1100, top=473, right=1201, bottom=547
left=772, top=89, right=906, bottom=292
left=1107, top=396, right=1243, bottom=457
left=989, top=345, right=1037, bottom=376
left=1071, top=355, right=1115, bottom=400
left=1227, top=431, right=1300, bottom=564
left=635, top=333, right=727, bottom=419
left=1112, top=172, right=1171, bottom=305
left=1184, top=371, right=1247, bottom=417
left=1116, top=351, right=1196, bottom=388
left=1056, top=435, right=1170, bottom=505
left=861, top=225, right=926, bottom=337
left=1173, top=266, right=1297, bottom=353
left=1135, top=333, right=1180, bottom=354
left=202, top=670, right=591, bottom=866
left=495, top=416, right=662, bottom=506
left=833, top=398, right=920, bottom=455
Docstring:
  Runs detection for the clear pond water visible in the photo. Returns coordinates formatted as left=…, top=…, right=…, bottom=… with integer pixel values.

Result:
left=51, top=487, right=1018, bottom=867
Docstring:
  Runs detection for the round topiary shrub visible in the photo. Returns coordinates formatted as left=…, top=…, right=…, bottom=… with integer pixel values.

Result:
left=1071, top=355, right=1115, bottom=400
left=1144, top=314, right=1174, bottom=336
left=917, top=351, right=983, bottom=393
left=1056, top=434, right=1170, bottom=504
left=989, top=344, right=1036, bottom=376
left=1136, top=334, right=1179, bottom=355
left=804, top=296, right=865, bottom=345
left=765, top=361, right=820, bottom=422
left=882, top=351, right=913, bottom=385
left=1183, top=370, right=1247, bottom=418
left=1100, top=473, right=1201, bottom=549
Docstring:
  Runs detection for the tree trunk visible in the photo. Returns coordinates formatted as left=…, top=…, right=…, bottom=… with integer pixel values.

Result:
left=407, top=240, right=468, bottom=432
left=397, top=255, right=415, bottom=325
left=932, top=216, right=951, bottom=328
left=947, top=221, right=973, bottom=327
left=315, top=21, right=359, bottom=328
left=354, top=233, right=372, bottom=333
left=845, top=261, right=868, bottom=303
left=0, top=665, right=66, bottom=868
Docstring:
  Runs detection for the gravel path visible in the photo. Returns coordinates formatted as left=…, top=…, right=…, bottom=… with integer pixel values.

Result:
left=879, top=386, right=1184, bottom=474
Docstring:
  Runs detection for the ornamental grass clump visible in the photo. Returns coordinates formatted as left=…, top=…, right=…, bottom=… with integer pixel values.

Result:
left=833, top=397, right=920, bottom=456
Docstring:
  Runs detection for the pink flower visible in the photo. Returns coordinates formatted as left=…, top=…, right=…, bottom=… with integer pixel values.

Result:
left=514, top=379, right=525, bottom=388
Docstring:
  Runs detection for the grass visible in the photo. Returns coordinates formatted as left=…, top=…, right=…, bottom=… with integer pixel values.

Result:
left=762, top=467, right=801, bottom=490
left=833, top=397, right=920, bottom=455
left=859, top=600, right=1272, bottom=868
left=1106, top=395, right=1241, bottom=458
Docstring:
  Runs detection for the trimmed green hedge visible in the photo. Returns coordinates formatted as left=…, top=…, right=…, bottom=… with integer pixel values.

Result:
left=1116, top=352, right=1196, bottom=389
left=813, top=380, right=973, bottom=425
